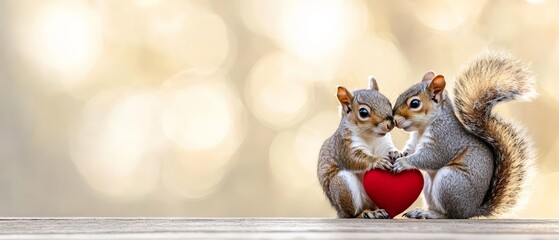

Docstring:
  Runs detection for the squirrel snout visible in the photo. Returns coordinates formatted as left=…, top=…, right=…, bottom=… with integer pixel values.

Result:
left=380, top=120, right=394, bottom=132
left=386, top=121, right=394, bottom=130
left=393, top=115, right=405, bottom=128
left=384, top=116, right=395, bottom=130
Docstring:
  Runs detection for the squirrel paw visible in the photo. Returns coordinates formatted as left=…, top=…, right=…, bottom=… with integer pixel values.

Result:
left=361, top=209, right=389, bottom=219
left=403, top=208, right=445, bottom=219
left=392, top=158, right=412, bottom=173
left=401, top=148, right=413, bottom=157
left=388, top=150, right=402, bottom=161
left=372, top=157, right=393, bottom=171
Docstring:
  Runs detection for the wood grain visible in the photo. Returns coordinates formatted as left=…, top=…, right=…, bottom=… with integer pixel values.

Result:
left=0, top=218, right=558, bottom=239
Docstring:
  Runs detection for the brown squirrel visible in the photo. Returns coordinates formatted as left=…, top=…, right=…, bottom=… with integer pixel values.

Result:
left=391, top=51, right=536, bottom=219
left=317, top=77, right=399, bottom=219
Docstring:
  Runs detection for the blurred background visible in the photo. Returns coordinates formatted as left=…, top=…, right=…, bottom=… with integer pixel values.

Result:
left=0, top=0, right=557, bottom=217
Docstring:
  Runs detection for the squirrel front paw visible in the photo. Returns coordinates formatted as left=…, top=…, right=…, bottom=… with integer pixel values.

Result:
left=392, top=157, right=413, bottom=173
left=371, top=157, right=393, bottom=171
left=388, top=150, right=402, bottom=161
left=401, top=148, right=413, bottom=157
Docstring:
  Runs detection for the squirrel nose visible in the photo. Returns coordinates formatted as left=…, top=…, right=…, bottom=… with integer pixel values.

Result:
left=385, top=116, right=395, bottom=130
left=387, top=121, right=394, bottom=130
left=393, top=115, right=404, bottom=128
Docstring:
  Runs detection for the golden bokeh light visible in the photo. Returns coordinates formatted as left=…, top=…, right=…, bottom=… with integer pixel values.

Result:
left=70, top=89, right=164, bottom=198
left=159, top=71, right=245, bottom=200
left=522, top=1, right=559, bottom=26
left=337, top=35, right=411, bottom=100
left=294, top=111, right=340, bottom=174
left=162, top=85, right=231, bottom=150
left=242, top=0, right=368, bottom=72
left=136, top=0, right=162, bottom=7
left=411, top=0, right=486, bottom=31
left=69, top=69, right=246, bottom=200
left=246, top=52, right=314, bottom=128
left=161, top=148, right=231, bottom=200
left=23, top=1, right=102, bottom=87
left=269, top=111, right=348, bottom=191
left=269, top=131, right=317, bottom=188
left=99, top=1, right=233, bottom=73
left=525, top=0, right=545, bottom=4
left=279, top=0, right=369, bottom=62
left=541, top=38, right=559, bottom=103
left=518, top=171, right=559, bottom=218
left=144, top=4, right=233, bottom=72
left=240, top=0, right=283, bottom=39
left=161, top=70, right=246, bottom=152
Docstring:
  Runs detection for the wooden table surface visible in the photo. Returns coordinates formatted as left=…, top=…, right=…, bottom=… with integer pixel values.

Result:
left=0, top=218, right=558, bottom=239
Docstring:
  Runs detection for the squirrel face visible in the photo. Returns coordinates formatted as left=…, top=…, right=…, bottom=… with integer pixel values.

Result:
left=337, top=77, right=394, bottom=137
left=393, top=71, right=446, bottom=132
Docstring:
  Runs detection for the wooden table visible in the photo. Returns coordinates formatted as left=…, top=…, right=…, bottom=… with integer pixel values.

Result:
left=0, top=218, right=558, bottom=239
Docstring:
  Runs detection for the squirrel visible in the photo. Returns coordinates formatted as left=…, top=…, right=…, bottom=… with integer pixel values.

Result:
left=317, top=77, right=400, bottom=219
left=391, top=50, right=537, bottom=219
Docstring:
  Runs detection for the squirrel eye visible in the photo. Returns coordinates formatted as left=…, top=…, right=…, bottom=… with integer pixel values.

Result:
left=409, top=99, right=421, bottom=109
left=358, top=108, right=369, bottom=118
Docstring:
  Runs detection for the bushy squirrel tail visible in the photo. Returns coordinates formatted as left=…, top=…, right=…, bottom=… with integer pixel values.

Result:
left=453, top=50, right=537, bottom=217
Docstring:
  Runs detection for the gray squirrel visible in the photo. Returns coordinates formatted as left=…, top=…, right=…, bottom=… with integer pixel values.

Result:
left=317, top=77, right=400, bottom=219
left=391, top=51, right=537, bottom=219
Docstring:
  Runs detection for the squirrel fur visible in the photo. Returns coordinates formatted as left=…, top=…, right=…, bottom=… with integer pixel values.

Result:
left=391, top=51, right=536, bottom=219
left=317, top=77, right=399, bottom=219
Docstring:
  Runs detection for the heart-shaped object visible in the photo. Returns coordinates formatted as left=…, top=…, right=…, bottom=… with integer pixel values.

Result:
left=362, top=169, right=424, bottom=218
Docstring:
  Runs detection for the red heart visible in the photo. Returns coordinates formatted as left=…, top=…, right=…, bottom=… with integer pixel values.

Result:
left=362, top=169, right=424, bottom=218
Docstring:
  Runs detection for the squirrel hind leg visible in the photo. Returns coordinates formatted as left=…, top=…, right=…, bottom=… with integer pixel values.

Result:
left=403, top=208, right=446, bottom=219
left=333, top=170, right=370, bottom=218
left=329, top=172, right=359, bottom=218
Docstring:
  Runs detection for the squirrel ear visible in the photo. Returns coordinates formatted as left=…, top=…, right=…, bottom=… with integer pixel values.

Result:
left=422, top=71, right=436, bottom=82
left=337, top=86, right=353, bottom=108
left=368, top=76, right=379, bottom=91
left=428, top=75, right=446, bottom=102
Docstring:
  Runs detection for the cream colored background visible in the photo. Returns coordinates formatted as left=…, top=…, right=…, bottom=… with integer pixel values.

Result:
left=0, top=0, right=556, bottom=217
